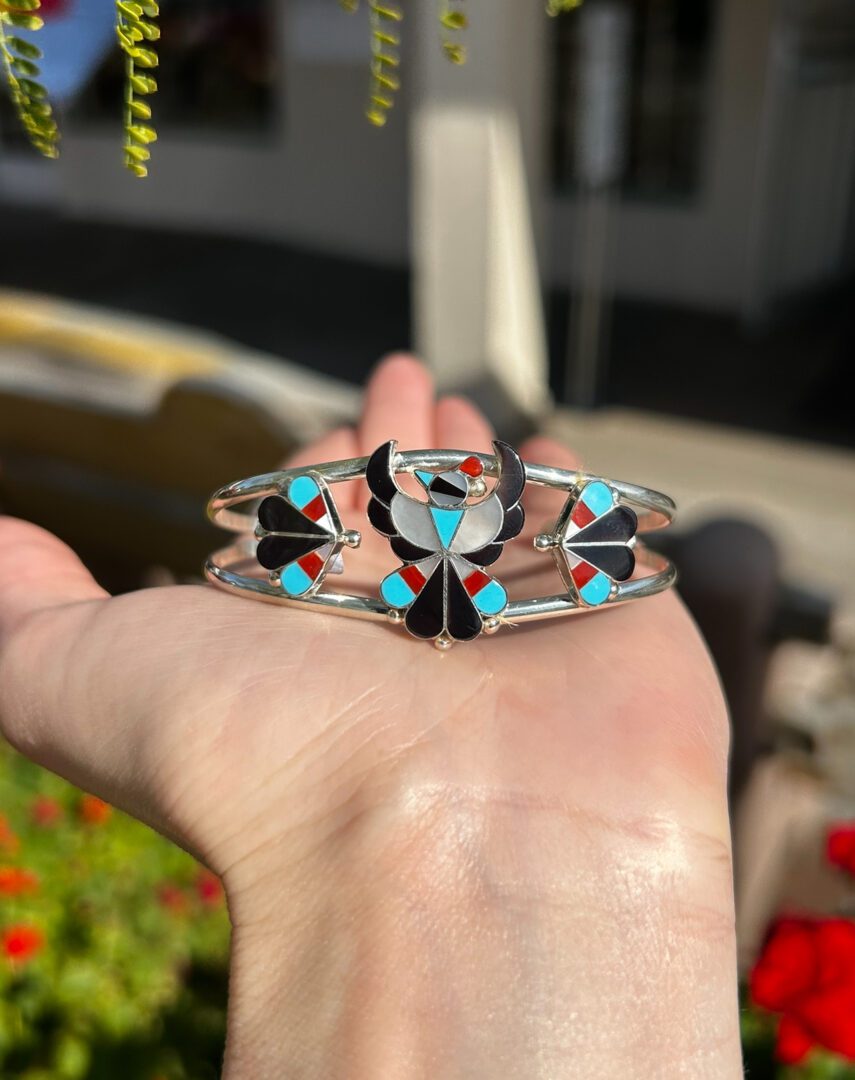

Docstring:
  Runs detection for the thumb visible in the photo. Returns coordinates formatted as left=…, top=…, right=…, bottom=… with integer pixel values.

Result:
left=0, top=516, right=192, bottom=850
left=0, top=515, right=107, bottom=760
left=0, top=515, right=106, bottom=635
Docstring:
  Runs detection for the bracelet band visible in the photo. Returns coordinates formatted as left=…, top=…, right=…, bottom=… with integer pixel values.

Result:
left=205, top=441, right=677, bottom=649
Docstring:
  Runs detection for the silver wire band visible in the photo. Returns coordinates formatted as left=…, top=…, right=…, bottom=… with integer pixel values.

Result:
left=207, top=450, right=676, bottom=533
left=205, top=449, right=677, bottom=628
left=205, top=539, right=676, bottom=622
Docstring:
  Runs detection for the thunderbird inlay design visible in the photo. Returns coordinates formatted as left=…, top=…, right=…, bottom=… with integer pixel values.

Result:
left=548, top=481, right=638, bottom=606
left=207, top=441, right=677, bottom=647
left=366, top=441, right=526, bottom=643
left=255, top=473, right=349, bottom=597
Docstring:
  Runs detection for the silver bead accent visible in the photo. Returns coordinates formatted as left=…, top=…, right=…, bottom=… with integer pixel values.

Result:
left=434, top=634, right=454, bottom=651
left=482, top=616, right=501, bottom=635
left=343, top=529, right=362, bottom=548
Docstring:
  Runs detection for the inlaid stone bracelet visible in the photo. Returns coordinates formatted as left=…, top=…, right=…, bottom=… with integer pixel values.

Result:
left=205, top=441, right=677, bottom=649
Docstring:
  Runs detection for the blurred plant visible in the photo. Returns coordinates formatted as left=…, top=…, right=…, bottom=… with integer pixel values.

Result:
left=115, top=0, right=160, bottom=178
left=741, top=821, right=855, bottom=1078
left=364, top=0, right=402, bottom=128
left=340, top=0, right=583, bottom=127
left=827, top=822, right=855, bottom=878
left=0, top=0, right=59, bottom=159
left=438, top=1, right=468, bottom=66
left=0, top=739, right=229, bottom=1079
left=2, top=0, right=582, bottom=168
left=546, top=0, right=584, bottom=13
left=749, top=916, right=855, bottom=1067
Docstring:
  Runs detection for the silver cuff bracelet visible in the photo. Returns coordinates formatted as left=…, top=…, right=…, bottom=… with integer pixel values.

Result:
left=206, top=440, right=677, bottom=649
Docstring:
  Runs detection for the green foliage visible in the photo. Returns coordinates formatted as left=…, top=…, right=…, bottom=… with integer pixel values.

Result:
left=364, top=1, right=403, bottom=128
left=2, top=0, right=580, bottom=166
left=342, top=0, right=580, bottom=126
left=115, top=0, right=160, bottom=177
left=439, top=1, right=468, bottom=66
left=0, top=740, right=229, bottom=1078
left=546, top=0, right=584, bottom=13
left=0, top=0, right=59, bottom=159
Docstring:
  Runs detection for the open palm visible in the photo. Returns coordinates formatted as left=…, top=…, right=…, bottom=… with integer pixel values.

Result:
left=0, top=356, right=740, bottom=1079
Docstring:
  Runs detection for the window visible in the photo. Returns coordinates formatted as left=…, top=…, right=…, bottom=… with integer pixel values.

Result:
left=552, top=0, right=715, bottom=200
left=72, top=0, right=276, bottom=133
left=0, top=0, right=276, bottom=153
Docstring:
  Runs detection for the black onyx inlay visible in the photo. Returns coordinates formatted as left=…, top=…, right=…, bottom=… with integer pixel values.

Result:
left=445, top=564, right=483, bottom=641
left=571, top=544, right=635, bottom=580
left=366, top=441, right=398, bottom=505
left=570, top=506, right=637, bottom=545
left=258, top=495, right=329, bottom=538
left=465, top=543, right=503, bottom=567
left=257, top=533, right=329, bottom=571
left=494, top=441, right=526, bottom=509
left=495, top=504, right=525, bottom=543
left=405, top=562, right=446, bottom=639
left=429, top=474, right=467, bottom=499
left=368, top=498, right=395, bottom=536
left=366, top=439, right=527, bottom=643
left=391, top=536, right=433, bottom=562
left=563, top=504, right=638, bottom=584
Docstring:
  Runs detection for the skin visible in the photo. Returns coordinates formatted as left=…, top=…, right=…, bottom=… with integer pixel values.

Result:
left=0, top=355, right=741, bottom=1078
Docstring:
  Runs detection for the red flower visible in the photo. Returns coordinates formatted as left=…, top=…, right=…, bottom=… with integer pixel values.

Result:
left=0, top=867, right=39, bottom=896
left=31, top=796, right=63, bottom=827
left=196, top=869, right=224, bottom=906
left=38, top=0, right=71, bottom=14
left=0, top=815, right=19, bottom=855
left=79, top=795, right=112, bottom=825
left=5, top=0, right=70, bottom=13
left=750, top=915, right=855, bottom=1064
left=2, top=924, right=44, bottom=963
left=157, top=882, right=188, bottom=914
left=828, top=823, right=855, bottom=877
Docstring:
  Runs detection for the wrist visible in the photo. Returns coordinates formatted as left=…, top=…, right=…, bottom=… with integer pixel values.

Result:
left=219, top=784, right=742, bottom=1079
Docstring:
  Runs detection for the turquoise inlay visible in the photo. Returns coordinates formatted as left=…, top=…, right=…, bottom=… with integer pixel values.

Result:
left=282, top=562, right=313, bottom=596
left=580, top=573, right=610, bottom=606
left=473, top=579, right=507, bottom=615
left=415, top=470, right=434, bottom=488
left=381, top=573, right=415, bottom=608
left=288, top=475, right=320, bottom=510
left=581, top=481, right=613, bottom=518
left=430, top=507, right=464, bottom=548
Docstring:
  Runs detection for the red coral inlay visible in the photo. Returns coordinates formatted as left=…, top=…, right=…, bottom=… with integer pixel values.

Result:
left=459, top=455, right=484, bottom=478
left=303, top=494, right=327, bottom=522
left=464, top=570, right=490, bottom=597
left=571, top=561, right=597, bottom=589
left=571, top=500, right=596, bottom=528
left=401, top=565, right=427, bottom=593
left=298, top=552, right=324, bottom=579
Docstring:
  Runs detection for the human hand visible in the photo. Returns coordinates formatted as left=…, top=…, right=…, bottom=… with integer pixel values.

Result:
left=0, top=355, right=740, bottom=1078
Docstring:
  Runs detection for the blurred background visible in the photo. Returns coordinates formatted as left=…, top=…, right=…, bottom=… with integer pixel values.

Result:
left=0, top=0, right=854, bottom=1076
